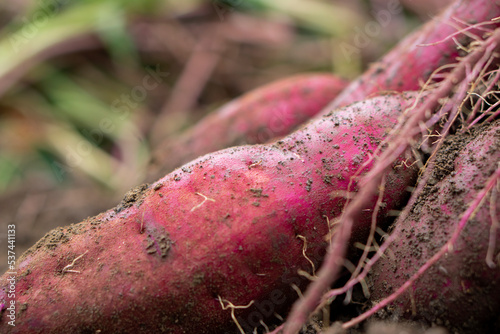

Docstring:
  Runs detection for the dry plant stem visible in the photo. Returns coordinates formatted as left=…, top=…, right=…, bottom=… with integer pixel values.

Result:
left=162, top=31, right=222, bottom=115
left=465, top=96, right=500, bottom=128
left=282, top=27, right=500, bottom=334
left=343, top=166, right=500, bottom=329
left=344, top=176, right=386, bottom=292
left=323, top=1, right=500, bottom=112
left=319, top=80, right=488, bottom=327
left=0, top=34, right=101, bottom=97
left=467, top=68, right=500, bottom=128
left=318, top=83, right=471, bottom=327
left=321, top=228, right=400, bottom=304
left=369, top=29, right=500, bottom=181
left=318, top=92, right=461, bottom=308
left=465, top=63, right=500, bottom=124
left=418, top=17, right=496, bottom=47
left=150, top=25, right=224, bottom=145
left=339, top=32, right=499, bottom=330
left=484, top=101, right=500, bottom=123
left=282, top=166, right=385, bottom=334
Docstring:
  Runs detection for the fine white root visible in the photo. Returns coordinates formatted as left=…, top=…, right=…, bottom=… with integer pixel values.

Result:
left=218, top=296, right=254, bottom=334
left=62, top=250, right=89, bottom=274
left=297, top=235, right=317, bottom=278
left=190, top=192, right=216, bottom=212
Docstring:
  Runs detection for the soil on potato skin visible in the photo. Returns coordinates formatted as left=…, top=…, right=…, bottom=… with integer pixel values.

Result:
left=362, top=121, right=500, bottom=334
left=290, top=122, right=497, bottom=334
left=408, top=125, right=481, bottom=219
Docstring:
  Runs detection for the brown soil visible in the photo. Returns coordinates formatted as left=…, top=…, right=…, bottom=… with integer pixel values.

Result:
left=363, top=120, right=500, bottom=334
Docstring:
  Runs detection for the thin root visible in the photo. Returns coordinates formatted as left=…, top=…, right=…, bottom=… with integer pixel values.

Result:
left=248, top=160, right=262, bottom=169
left=291, top=284, right=304, bottom=299
left=293, top=153, right=305, bottom=162
left=342, top=166, right=500, bottom=329
left=140, top=210, right=146, bottom=234
left=62, top=250, right=89, bottom=274
left=297, top=235, right=317, bottom=277
left=260, top=320, right=270, bottom=333
left=190, top=192, right=215, bottom=212
left=218, top=296, right=255, bottom=334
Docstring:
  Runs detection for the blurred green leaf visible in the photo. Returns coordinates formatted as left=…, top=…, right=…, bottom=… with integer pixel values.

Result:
left=0, top=155, right=19, bottom=190
left=253, top=0, right=362, bottom=36
left=41, top=73, right=127, bottom=137
left=94, top=3, right=139, bottom=63
left=0, top=0, right=157, bottom=92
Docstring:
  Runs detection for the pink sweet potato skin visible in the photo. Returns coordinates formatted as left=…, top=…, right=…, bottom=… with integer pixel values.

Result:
left=0, top=94, right=416, bottom=334
left=149, top=73, right=347, bottom=180
left=325, top=0, right=500, bottom=111
left=369, top=121, right=500, bottom=333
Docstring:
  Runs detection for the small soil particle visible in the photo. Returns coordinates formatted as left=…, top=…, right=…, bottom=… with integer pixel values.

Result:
left=114, top=184, right=150, bottom=213
left=249, top=188, right=268, bottom=198
left=305, top=179, right=313, bottom=192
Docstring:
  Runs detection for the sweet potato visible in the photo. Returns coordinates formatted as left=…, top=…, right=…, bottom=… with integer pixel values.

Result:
left=278, top=5, right=500, bottom=332
left=149, top=73, right=348, bottom=180
left=0, top=93, right=417, bottom=333
left=368, top=120, right=500, bottom=333
left=324, top=0, right=500, bottom=111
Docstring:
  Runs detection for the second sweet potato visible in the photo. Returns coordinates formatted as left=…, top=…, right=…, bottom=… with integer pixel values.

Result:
left=369, top=121, right=500, bottom=333
left=149, top=73, right=347, bottom=180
